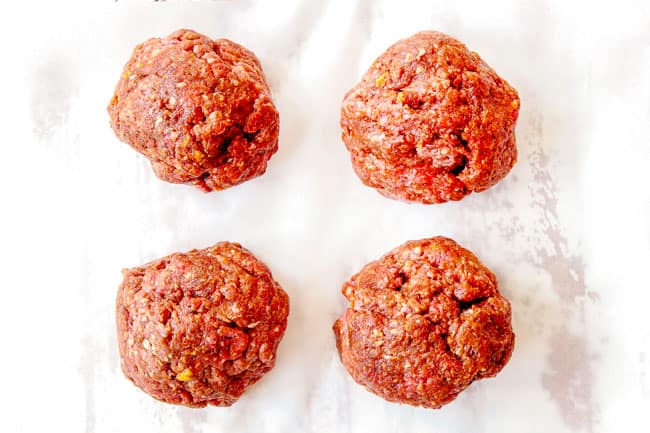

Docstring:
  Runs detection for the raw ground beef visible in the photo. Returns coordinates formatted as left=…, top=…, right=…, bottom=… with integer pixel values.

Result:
left=116, top=242, right=289, bottom=407
left=333, top=237, right=514, bottom=408
left=341, top=31, right=520, bottom=204
left=108, top=29, right=279, bottom=192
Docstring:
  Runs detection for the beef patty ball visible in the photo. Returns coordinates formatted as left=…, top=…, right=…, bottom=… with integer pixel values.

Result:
left=333, top=237, right=514, bottom=409
left=108, top=29, right=279, bottom=192
left=116, top=242, right=289, bottom=407
left=341, top=31, right=520, bottom=204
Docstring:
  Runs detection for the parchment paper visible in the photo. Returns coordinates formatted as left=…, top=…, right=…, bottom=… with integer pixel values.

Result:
left=3, top=1, right=650, bottom=432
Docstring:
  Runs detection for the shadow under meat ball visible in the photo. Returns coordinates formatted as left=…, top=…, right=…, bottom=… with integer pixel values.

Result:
left=340, top=31, right=520, bottom=204
left=108, top=29, right=279, bottom=192
left=333, top=237, right=514, bottom=409
left=116, top=242, right=290, bottom=407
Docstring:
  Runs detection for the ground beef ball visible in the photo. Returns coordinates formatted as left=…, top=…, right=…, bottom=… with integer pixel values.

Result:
left=108, top=29, right=279, bottom=192
left=116, top=242, right=289, bottom=407
left=340, top=31, right=520, bottom=204
left=333, top=237, right=514, bottom=409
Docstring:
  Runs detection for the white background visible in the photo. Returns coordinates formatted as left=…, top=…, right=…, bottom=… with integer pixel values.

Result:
left=1, top=1, right=649, bottom=432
